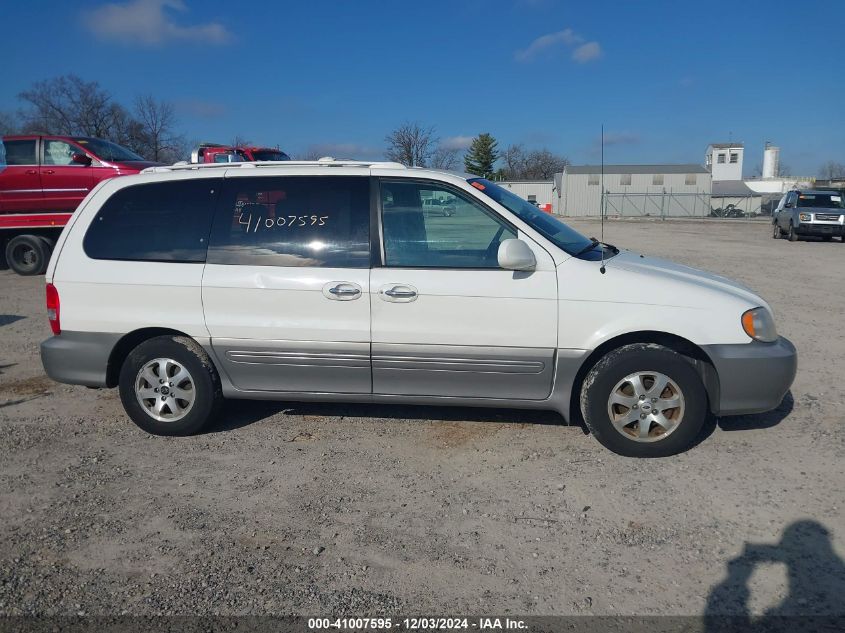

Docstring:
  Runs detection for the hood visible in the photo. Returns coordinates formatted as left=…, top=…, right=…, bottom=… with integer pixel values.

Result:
left=587, top=250, right=769, bottom=311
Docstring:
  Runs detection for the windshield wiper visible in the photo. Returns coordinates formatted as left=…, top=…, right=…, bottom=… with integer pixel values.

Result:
left=575, top=237, right=619, bottom=257
left=575, top=237, right=600, bottom=256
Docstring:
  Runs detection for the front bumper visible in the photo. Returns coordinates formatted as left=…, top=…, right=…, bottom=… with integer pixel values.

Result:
left=703, top=337, right=797, bottom=416
left=41, top=331, right=121, bottom=388
left=795, top=222, right=845, bottom=237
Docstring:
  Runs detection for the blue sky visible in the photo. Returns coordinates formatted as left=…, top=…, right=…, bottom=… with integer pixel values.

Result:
left=2, top=0, right=843, bottom=175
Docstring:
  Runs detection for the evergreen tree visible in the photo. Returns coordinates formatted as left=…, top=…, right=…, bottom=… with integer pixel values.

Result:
left=464, top=133, right=499, bottom=177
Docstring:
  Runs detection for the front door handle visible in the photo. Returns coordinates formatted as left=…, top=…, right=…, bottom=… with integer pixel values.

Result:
left=379, top=284, right=419, bottom=302
left=44, top=169, right=55, bottom=175
left=322, top=282, right=362, bottom=301
left=385, top=288, right=417, bottom=298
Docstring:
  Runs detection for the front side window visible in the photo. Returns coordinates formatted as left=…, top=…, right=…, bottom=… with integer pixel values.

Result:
left=84, top=179, right=219, bottom=262
left=2, top=139, right=36, bottom=165
left=380, top=180, right=515, bottom=269
left=208, top=176, right=370, bottom=268
left=44, top=140, right=87, bottom=166
left=72, top=138, right=144, bottom=162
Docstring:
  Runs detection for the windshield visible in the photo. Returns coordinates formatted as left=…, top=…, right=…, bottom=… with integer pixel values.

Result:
left=468, top=178, right=597, bottom=257
left=250, top=150, right=291, bottom=161
left=73, top=137, right=145, bottom=162
left=797, top=193, right=844, bottom=209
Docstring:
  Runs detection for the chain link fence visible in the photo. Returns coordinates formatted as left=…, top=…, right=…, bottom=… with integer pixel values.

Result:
left=600, top=192, right=775, bottom=219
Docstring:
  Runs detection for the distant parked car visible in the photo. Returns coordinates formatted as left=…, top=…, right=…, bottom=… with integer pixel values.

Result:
left=772, top=190, right=845, bottom=242
left=422, top=197, right=454, bottom=216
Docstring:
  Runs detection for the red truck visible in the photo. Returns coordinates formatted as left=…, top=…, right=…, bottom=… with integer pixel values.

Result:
left=190, top=142, right=290, bottom=164
left=0, top=135, right=162, bottom=275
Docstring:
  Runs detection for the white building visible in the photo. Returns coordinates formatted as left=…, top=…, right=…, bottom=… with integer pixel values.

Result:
left=706, top=143, right=744, bottom=181
left=555, top=164, right=711, bottom=217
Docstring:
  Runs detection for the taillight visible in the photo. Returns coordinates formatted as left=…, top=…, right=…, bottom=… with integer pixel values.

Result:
left=46, top=283, right=60, bottom=335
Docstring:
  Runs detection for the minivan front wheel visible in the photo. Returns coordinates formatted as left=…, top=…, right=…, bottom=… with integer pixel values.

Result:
left=119, top=335, right=222, bottom=436
left=580, top=344, right=707, bottom=457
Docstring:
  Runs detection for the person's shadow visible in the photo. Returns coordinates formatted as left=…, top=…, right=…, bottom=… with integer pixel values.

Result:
left=704, top=520, right=845, bottom=632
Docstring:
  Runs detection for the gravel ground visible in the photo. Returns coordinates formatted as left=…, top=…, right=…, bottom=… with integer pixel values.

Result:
left=0, top=218, right=843, bottom=618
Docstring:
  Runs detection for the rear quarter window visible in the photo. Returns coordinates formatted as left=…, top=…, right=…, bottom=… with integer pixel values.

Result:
left=83, top=179, right=220, bottom=262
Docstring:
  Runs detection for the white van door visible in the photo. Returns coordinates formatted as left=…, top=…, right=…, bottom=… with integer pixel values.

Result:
left=370, top=178, right=558, bottom=400
left=202, top=174, right=372, bottom=394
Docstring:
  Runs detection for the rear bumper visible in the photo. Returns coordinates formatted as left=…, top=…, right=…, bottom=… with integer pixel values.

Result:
left=795, top=223, right=845, bottom=237
left=40, top=331, right=120, bottom=388
left=703, top=337, right=797, bottom=416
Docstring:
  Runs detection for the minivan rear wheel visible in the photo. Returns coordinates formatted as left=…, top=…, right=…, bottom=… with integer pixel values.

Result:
left=119, top=335, right=222, bottom=436
left=580, top=344, right=707, bottom=457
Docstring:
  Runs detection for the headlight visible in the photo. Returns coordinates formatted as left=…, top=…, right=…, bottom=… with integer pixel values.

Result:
left=799, top=212, right=812, bottom=221
left=741, top=307, right=778, bottom=342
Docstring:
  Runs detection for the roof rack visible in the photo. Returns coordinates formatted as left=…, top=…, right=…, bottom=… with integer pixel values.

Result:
left=142, top=157, right=406, bottom=174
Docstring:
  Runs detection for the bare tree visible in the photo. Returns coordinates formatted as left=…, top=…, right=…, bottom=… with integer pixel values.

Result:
left=430, top=145, right=461, bottom=170
left=0, top=111, right=18, bottom=135
left=384, top=122, right=436, bottom=167
left=132, top=95, right=185, bottom=163
left=500, top=144, right=569, bottom=180
left=18, top=75, right=129, bottom=139
left=231, top=135, right=252, bottom=147
left=819, top=160, right=845, bottom=180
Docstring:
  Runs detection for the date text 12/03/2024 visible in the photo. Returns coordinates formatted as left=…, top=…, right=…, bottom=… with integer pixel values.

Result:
left=307, top=618, right=528, bottom=630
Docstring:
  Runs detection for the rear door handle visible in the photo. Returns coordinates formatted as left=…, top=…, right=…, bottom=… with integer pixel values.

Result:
left=322, top=282, right=362, bottom=300
left=26, top=169, right=37, bottom=175
left=379, top=284, right=419, bottom=302
left=44, top=169, right=55, bottom=175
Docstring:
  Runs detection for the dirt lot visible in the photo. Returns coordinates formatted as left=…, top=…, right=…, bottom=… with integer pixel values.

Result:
left=1, top=218, right=843, bottom=618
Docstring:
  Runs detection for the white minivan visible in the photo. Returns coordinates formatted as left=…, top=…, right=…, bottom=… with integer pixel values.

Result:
left=40, top=160, right=796, bottom=457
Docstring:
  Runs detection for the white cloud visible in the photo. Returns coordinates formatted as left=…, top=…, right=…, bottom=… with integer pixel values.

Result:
left=572, top=41, right=602, bottom=63
left=83, top=0, right=231, bottom=46
left=515, top=28, right=583, bottom=62
left=440, top=135, right=474, bottom=151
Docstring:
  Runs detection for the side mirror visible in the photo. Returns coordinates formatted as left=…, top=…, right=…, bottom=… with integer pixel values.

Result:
left=497, top=239, right=536, bottom=271
left=71, top=153, right=92, bottom=166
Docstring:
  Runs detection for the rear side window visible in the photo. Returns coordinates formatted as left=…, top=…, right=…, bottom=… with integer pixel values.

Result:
left=83, top=179, right=219, bottom=262
left=207, top=176, right=370, bottom=268
left=2, top=139, right=37, bottom=165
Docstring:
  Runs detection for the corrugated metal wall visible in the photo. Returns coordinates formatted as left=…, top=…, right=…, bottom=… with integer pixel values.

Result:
left=556, top=171, right=713, bottom=217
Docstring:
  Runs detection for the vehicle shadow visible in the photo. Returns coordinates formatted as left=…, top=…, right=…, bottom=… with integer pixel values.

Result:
left=704, top=520, right=845, bottom=631
left=716, top=390, right=794, bottom=432
left=204, top=399, right=564, bottom=434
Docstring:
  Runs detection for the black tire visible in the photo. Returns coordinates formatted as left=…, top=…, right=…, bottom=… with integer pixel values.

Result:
left=787, top=223, right=798, bottom=242
left=822, top=236, right=832, bottom=242
left=772, top=223, right=781, bottom=239
left=118, top=335, right=223, bottom=436
left=580, top=343, right=708, bottom=457
left=5, top=235, right=50, bottom=276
